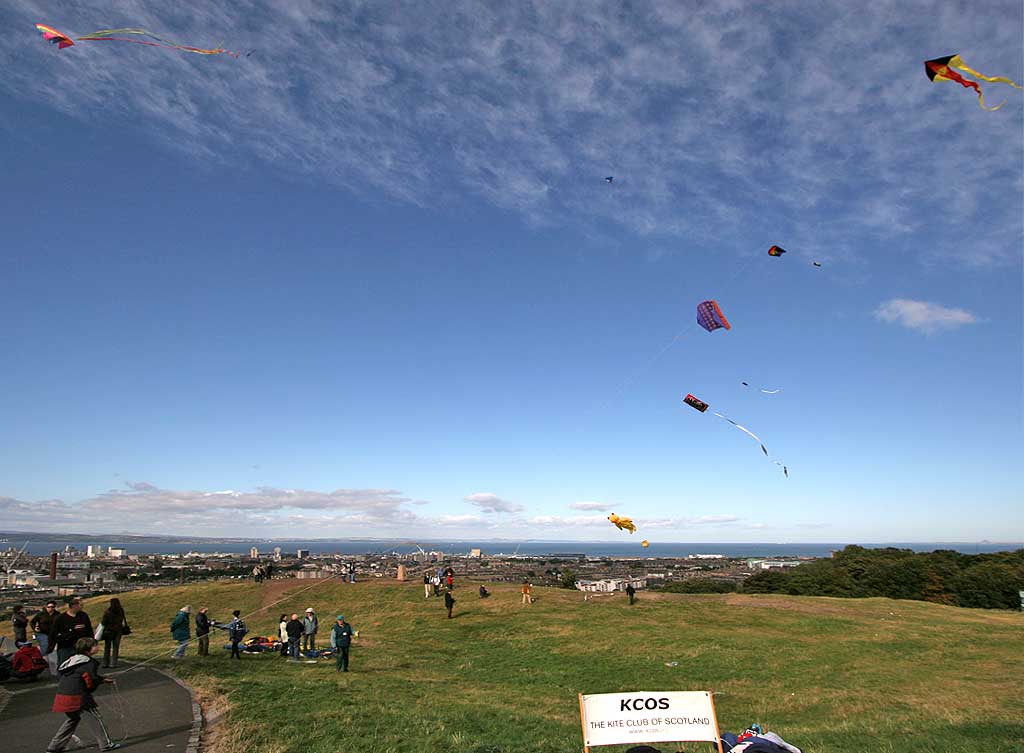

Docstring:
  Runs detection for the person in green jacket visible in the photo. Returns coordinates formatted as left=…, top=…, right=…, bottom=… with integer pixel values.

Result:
left=330, top=615, right=354, bottom=672
left=170, top=606, right=191, bottom=659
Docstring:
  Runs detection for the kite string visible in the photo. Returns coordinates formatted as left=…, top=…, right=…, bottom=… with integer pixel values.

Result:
left=597, top=242, right=764, bottom=412
left=109, top=570, right=347, bottom=676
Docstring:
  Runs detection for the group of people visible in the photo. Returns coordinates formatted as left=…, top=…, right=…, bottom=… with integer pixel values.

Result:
left=166, top=604, right=356, bottom=672
left=7, top=600, right=129, bottom=752
left=10, top=597, right=130, bottom=670
left=251, top=563, right=274, bottom=583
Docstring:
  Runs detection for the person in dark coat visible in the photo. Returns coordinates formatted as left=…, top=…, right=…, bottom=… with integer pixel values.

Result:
left=11, top=605, right=29, bottom=645
left=47, top=599, right=94, bottom=667
left=444, top=590, right=455, bottom=619
left=478, top=585, right=490, bottom=598
left=31, top=600, right=58, bottom=656
left=99, top=598, right=128, bottom=668
left=330, top=615, right=354, bottom=672
left=285, top=613, right=304, bottom=660
left=626, top=584, right=637, bottom=605
left=46, top=637, right=120, bottom=752
left=195, top=607, right=213, bottom=657
left=217, top=610, right=248, bottom=659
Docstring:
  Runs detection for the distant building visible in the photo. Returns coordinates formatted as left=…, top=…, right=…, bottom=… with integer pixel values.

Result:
left=86, top=545, right=105, bottom=558
left=107, top=548, right=126, bottom=559
left=576, top=577, right=647, bottom=593
left=469, top=548, right=482, bottom=558
left=250, top=546, right=260, bottom=558
left=296, top=549, right=310, bottom=560
left=687, top=554, right=724, bottom=559
left=273, top=547, right=282, bottom=561
left=758, top=560, right=801, bottom=570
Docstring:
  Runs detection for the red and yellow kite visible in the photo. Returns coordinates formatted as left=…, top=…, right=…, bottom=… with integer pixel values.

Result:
left=925, top=54, right=1021, bottom=111
left=36, top=23, right=242, bottom=57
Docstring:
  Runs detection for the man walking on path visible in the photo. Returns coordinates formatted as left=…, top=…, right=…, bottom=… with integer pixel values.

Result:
left=431, top=573, right=441, bottom=596
left=330, top=615, right=354, bottom=672
left=46, top=637, right=121, bottom=752
left=521, top=581, right=533, bottom=605
left=444, top=590, right=455, bottom=619
left=195, top=607, right=212, bottom=656
left=31, top=600, right=58, bottom=657
left=285, top=613, right=304, bottom=660
left=48, top=599, right=94, bottom=666
left=170, top=606, right=191, bottom=659
left=626, top=583, right=636, bottom=605
left=302, top=608, right=318, bottom=653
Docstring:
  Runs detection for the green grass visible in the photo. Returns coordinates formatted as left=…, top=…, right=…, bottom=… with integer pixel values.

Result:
left=20, top=580, right=1024, bottom=753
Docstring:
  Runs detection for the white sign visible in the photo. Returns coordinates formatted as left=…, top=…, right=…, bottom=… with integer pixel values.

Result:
left=580, top=690, right=721, bottom=749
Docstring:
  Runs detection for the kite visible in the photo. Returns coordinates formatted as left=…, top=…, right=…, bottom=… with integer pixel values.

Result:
left=773, top=461, right=789, bottom=478
left=684, top=393, right=709, bottom=413
left=605, top=176, right=614, bottom=183
left=696, top=300, right=731, bottom=332
left=36, top=23, right=244, bottom=57
left=641, top=540, right=650, bottom=548
left=768, top=245, right=787, bottom=257
left=812, top=262, right=822, bottom=268
left=712, top=412, right=769, bottom=456
left=608, top=513, right=637, bottom=534
left=924, top=54, right=1021, bottom=110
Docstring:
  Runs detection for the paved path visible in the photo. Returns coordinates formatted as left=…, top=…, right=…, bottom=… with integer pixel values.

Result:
left=0, top=662, right=198, bottom=753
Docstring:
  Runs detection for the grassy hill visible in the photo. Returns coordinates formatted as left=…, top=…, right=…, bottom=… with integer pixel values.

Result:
left=15, top=578, right=1024, bottom=753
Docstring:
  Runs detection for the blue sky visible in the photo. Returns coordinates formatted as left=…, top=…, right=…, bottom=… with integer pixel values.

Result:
left=1, top=1, right=1021, bottom=542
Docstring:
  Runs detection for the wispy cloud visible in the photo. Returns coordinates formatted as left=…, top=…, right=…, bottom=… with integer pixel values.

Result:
left=874, top=298, right=979, bottom=334
left=568, top=501, right=612, bottom=511
left=464, top=492, right=524, bottom=514
left=4, top=1, right=1020, bottom=265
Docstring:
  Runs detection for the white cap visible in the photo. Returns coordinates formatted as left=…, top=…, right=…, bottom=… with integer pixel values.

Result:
left=305, top=607, right=314, bottom=612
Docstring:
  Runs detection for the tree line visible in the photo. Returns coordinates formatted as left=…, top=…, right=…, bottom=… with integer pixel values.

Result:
left=661, top=546, right=1024, bottom=610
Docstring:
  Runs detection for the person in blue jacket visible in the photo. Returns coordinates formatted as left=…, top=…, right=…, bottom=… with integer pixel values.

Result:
left=330, top=615, right=354, bottom=672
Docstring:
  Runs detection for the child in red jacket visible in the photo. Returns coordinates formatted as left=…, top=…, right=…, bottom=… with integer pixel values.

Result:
left=46, top=637, right=120, bottom=752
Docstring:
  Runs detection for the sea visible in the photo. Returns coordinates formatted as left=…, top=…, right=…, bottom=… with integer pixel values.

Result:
left=7, top=539, right=1021, bottom=558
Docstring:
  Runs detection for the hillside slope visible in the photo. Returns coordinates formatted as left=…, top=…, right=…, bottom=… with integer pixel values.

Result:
left=24, top=578, right=1024, bottom=753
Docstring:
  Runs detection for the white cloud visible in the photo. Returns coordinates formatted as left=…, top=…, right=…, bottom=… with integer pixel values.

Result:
left=464, top=492, right=524, bottom=514
left=875, top=298, right=979, bottom=334
left=568, top=501, right=612, bottom=511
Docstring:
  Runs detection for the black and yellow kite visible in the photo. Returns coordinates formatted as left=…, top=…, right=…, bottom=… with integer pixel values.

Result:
left=925, top=54, right=1021, bottom=111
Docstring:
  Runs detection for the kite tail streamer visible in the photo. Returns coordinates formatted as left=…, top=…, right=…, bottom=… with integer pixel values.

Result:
left=949, top=56, right=1022, bottom=89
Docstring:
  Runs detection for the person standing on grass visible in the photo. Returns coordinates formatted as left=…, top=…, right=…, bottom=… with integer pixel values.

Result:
left=48, top=599, right=94, bottom=667
left=330, top=615, right=354, bottom=672
left=285, top=613, right=304, bottom=660
left=47, top=637, right=121, bottom=752
left=99, top=598, right=128, bottom=668
left=170, top=605, right=191, bottom=659
left=195, top=607, right=212, bottom=657
left=625, top=583, right=637, bottom=605
left=31, top=600, right=58, bottom=657
left=423, top=572, right=432, bottom=599
left=444, top=589, right=455, bottom=619
left=278, top=614, right=289, bottom=657
left=219, top=610, right=248, bottom=659
left=431, top=573, right=441, bottom=597
left=11, top=604, right=28, bottom=645
left=521, top=581, right=533, bottom=605
left=302, top=608, right=319, bottom=653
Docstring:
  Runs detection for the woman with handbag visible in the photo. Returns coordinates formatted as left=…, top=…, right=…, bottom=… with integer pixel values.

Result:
left=99, top=598, right=129, bottom=668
